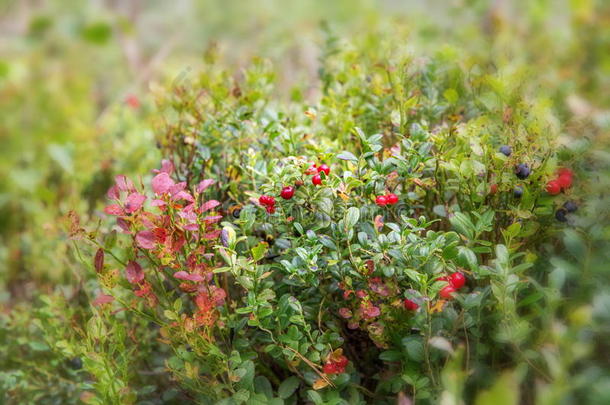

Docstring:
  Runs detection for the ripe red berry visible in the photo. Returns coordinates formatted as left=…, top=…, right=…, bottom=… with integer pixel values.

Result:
left=439, top=285, right=457, bottom=300
left=317, top=164, right=330, bottom=176
left=545, top=180, right=561, bottom=195
left=323, top=362, right=339, bottom=374
left=280, top=186, right=295, bottom=200
left=265, top=205, right=276, bottom=214
left=557, top=174, right=572, bottom=190
left=312, top=174, right=322, bottom=185
left=490, top=184, right=498, bottom=194
left=557, top=168, right=573, bottom=179
left=259, top=195, right=273, bottom=206
left=386, top=193, right=398, bottom=205
left=305, top=164, right=318, bottom=175
left=448, top=272, right=466, bottom=289
left=403, top=298, right=419, bottom=311
left=375, top=195, right=388, bottom=206
left=335, top=355, right=348, bottom=369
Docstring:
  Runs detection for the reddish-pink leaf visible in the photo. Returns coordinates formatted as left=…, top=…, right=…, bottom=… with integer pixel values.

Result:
left=115, top=175, right=135, bottom=192
left=117, top=218, right=131, bottom=233
left=152, top=159, right=174, bottom=175
left=92, top=294, right=114, bottom=306
left=107, top=185, right=120, bottom=200
left=169, top=182, right=186, bottom=196
left=197, top=179, right=215, bottom=193
left=151, top=172, right=174, bottom=195
left=203, top=230, right=222, bottom=239
left=172, top=190, right=194, bottom=202
left=125, top=261, right=144, bottom=284
left=201, top=200, right=220, bottom=212
left=203, top=215, right=222, bottom=224
left=151, top=199, right=166, bottom=207
left=124, top=193, right=146, bottom=213
left=135, top=230, right=155, bottom=249
left=104, top=204, right=124, bottom=216
left=94, top=248, right=104, bottom=273
left=173, top=271, right=205, bottom=282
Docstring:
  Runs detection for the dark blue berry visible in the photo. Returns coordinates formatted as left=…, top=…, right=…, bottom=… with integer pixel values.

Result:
left=555, top=209, right=568, bottom=222
left=515, top=164, right=531, bottom=179
left=563, top=201, right=578, bottom=213
left=499, top=145, right=512, bottom=157
left=68, top=357, right=83, bottom=370
left=513, top=186, right=524, bottom=198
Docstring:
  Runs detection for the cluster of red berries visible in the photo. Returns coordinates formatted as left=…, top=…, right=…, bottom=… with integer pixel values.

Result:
left=437, top=271, right=466, bottom=300
left=258, top=195, right=276, bottom=214
left=322, top=354, right=349, bottom=375
left=545, top=168, right=574, bottom=195
left=306, top=163, right=330, bottom=186
left=375, top=193, right=399, bottom=207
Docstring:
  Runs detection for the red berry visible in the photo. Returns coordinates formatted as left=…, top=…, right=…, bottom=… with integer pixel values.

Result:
left=259, top=195, right=272, bottom=206
left=448, top=272, right=466, bottom=289
left=375, top=195, right=388, bottom=206
left=312, top=174, right=322, bottom=185
left=403, top=298, right=419, bottom=311
left=440, top=285, right=457, bottom=300
left=265, top=205, right=276, bottom=214
left=335, top=355, right=349, bottom=369
left=323, top=362, right=339, bottom=374
left=386, top=193, right=398, bottom=205
left=280, top=186, right=295, bottom=200
left=490, top=184, right=498, bottom=194
left=305, top=164, right=318, bottom=175
left=557, top=174, right=572, bottom=190
left=556, top=168, right=573, bottom=179
left=317, top=164, right=330, bottom=176
left=545, top=180, right=561, bottom=195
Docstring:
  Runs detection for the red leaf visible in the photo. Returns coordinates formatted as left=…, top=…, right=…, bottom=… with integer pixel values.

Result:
left=125, top=261, right=144, bottom=284
left=124, top=193, right=146, bottom=213
left=92, top=294, right=114, bottom=306
left=174, top=271, right=205, bottom=282
left=94, top=248, right=104, bottom=273
left=104, top=204, right=124, bottom=216
left=201, top=200, right=220, bottom=212
left=151, top=172, right=174, bottom=195
left=135, top=230, right=155, bottom=249
left=197, top=179, right=215, bottom=193
left=115, top=175, right=135, bottom=192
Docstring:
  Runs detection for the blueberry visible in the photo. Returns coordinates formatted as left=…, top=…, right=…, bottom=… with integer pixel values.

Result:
left=513, top=186, right=524, bottom=198
left=563, top=201, right=578, bottom=213
left=68, top=357, right=83, bottom=370
left=499, top=145, right=512, bottom=157
left=555, top=209, right=568, bottom=222
left=232, top=208, right=241, bottom=218
left=515, top=164, right=531, bottom=179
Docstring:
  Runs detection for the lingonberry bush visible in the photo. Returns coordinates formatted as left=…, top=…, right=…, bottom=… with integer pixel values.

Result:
left=73, top=29, right=607, bottom=405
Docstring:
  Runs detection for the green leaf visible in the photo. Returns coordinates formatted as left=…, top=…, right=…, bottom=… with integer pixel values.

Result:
left=458, top=246, right=478, bottom=270
left=278, top=376, right=300, bottom=399
left=379, top=350, right=403, bottom=361
left=345, top=207, right=360, bottom=229
left=450, top=212, right=474, bottom=239
left=337, top=151, right=358, bottom=162
left=251, top=242, right=269, bottom=262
